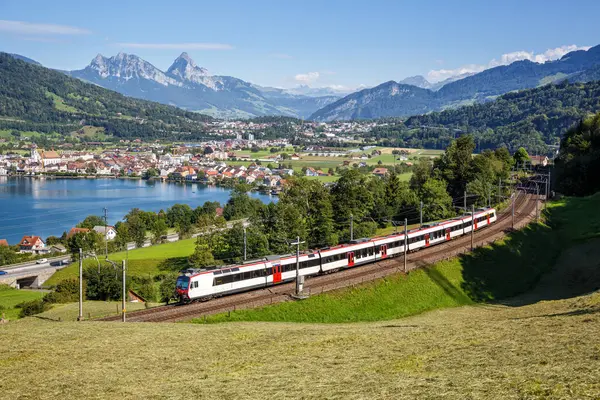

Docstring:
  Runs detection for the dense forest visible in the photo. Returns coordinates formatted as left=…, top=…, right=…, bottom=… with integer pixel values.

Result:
left=555, top=111, right=600, bottom=195
left=368, top=81, right=600, bottom=153
left=0, top=53, right=213, bottom=139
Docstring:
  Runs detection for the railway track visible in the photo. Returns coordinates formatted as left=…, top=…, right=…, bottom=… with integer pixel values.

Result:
left=100, top=192, right=537, bottom=323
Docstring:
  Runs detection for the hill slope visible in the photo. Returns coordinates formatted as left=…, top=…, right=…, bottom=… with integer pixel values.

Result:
left=0, top=52, right=213, bottom=139
left=367, top=80, right=600, bottom=152
left=311, top=44, right=600, bottom=121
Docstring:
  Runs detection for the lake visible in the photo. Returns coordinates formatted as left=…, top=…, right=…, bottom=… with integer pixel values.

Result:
left=0, top=177, right=276, bottom=245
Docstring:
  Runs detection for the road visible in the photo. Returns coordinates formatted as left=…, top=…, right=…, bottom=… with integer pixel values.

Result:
left=0, top=257, right=71, bottom=275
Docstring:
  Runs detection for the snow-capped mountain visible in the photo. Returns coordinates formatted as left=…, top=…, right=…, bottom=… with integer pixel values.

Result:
left=87, top=53, right=181, bottom=86
left=66, top=52, right=339, bottom=119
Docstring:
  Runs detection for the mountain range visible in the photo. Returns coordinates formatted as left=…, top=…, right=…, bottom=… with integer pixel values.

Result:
left=65, top=52, right=340, bottom=119
left=310, top=45, right=600, bottom=121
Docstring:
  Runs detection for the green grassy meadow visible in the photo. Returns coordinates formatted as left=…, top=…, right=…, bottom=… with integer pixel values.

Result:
left=44, top=238, right=197, bottom=286
left=37, top=300, right=156, bottom=321
left=0, top=286, right=46, bottom=320
left=1, top=289, right=599, bottom=398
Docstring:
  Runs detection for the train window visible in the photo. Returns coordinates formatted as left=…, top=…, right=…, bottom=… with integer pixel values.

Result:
left=213, top=277, right=223, bottom=286
left=213, top=270, right=222, bottom=275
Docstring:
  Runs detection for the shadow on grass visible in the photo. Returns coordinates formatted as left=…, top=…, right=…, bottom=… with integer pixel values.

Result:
left=458, top=194, right=600, bottom=307
left=423, top=264, right=473, bottom=305
left=157, top=257, right=189, bottom=272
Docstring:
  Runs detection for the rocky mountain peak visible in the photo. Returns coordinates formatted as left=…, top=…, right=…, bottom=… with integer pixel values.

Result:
left=167, top=52, right=210, bottom=82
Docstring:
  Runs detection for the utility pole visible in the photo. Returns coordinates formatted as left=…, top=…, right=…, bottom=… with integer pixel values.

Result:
left=350, top=214, right=353, bottom=241
left=497, top=178, right=501, bottom=205
left=471, top=205, right=475, bottom=251
left=535, top=183, right=539, bottom=223
left=78, top=248, right=83, bottom=321
left=103, top=207, right=108, bottom=259
left=243, top=227, right=247, bottom=261
left=122, top=260, right=126, bottom=322
left=420, top=201, right=423, bottom=228
left=403, top=218, right=408, bottom=273
left=511, top=190, right=515, bottom=230
left=291, top=236, right=305, bottom=297
left=463, top=190, right=467, bottom=211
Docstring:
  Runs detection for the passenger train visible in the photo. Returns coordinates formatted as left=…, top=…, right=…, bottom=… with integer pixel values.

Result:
left=175, top=207, right=497, bottom=302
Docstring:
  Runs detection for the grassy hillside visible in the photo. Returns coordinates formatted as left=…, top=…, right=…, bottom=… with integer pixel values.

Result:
left=0, top=285, right=45, bottom=320
left=0, top=53, right=212, bottom=139
left=1, top=290, right=598, bottom=398
left=195, top=192, right=600, bottom=324
left=44, top=237, right=197, bottom=286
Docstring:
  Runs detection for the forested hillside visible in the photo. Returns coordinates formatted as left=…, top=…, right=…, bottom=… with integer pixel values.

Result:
left=0, top=53, right=213, bottom=139
left=555, top=111, right=600, bottom=195
left=368, top=81, right=600, bottom=152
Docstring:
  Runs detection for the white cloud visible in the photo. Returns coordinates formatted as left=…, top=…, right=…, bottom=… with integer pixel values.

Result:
left=294, top=71, right=320, bottom=84
left=427, top=44, right=591, bottom=82
left=116, top=42, right=234, bottom=50
left=0, top=20, right=91, bottom=35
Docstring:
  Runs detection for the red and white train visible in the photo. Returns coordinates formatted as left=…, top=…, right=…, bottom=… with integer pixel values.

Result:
left=175, top=207, right=497, bottom=302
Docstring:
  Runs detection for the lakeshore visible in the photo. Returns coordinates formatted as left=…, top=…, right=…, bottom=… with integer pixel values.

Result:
left=0, top=177, right=274, bottom=244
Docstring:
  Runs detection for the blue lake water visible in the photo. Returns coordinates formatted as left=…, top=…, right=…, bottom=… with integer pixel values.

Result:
left=0, top=177, right=275, bottom=245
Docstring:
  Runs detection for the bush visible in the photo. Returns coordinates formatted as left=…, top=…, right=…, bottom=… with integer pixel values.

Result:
left=16, top=299, right=50, bottom=317
left=84, top=264, right=128, bottom=301
left=133, top=277, right=157, bottom=302
left=159, top=274, right=178, bottom=304
left=44, top=279, right=81, bottom=304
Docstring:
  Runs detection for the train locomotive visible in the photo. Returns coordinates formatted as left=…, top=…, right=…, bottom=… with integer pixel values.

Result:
left=175, top=207, right=497, bottom=303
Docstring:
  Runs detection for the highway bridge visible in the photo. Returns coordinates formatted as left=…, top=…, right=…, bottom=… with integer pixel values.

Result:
left=0, top=256, right=71, bottom=288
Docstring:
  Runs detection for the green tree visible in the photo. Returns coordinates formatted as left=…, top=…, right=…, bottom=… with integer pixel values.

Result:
left=513, top=147, right=530, bottom=167
left=159, top=274, right=178, bottom=304
left=77, top=215, right=105, bottom=229
left=142, top=168, right=159, bottom=180
left=67, top=231, right=102, bottom=255
left=434, top=135, right=475, bottom=197
left=151, top=219, right=168, bottom=244
left=0, top=245, right=19, bottom=266
left=188, top=237, right=215, bottom=268
left=420, top=178, right=454, bottom=222
left=126, top=214, right=147, bottom=248
left=410, top=158, right=432, bottom=191
left=84, top=263, right=127, bottom=301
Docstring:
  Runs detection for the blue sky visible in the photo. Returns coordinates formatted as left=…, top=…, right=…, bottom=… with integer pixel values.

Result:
left=1, top=0, right=599, bottom=90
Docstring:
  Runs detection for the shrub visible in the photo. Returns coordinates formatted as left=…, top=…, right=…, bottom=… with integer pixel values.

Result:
left=44, top=279, right=81, bottom=304
left=159, top=274, right=178, bottom=304
left=16, top=299, right=50, bottom=317
left=134, top=277, right=157, bottom=303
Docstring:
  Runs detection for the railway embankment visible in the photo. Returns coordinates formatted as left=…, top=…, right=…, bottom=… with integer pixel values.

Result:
left=193, top=192, right=600, bottom=324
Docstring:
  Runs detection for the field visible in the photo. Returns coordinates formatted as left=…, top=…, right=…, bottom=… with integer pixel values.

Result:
left=0, top=286, right=45, bottom=320
left=1, top=290, right=598, bottom=398
left=37, top=301, right=155, bottom=321
left=44, top=237, right=197, bottom=286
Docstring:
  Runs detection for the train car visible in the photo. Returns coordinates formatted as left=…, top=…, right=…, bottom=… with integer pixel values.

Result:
left=176, top=252, right=321, bottom=302
left=319, top=238, right=377, bottom=273
left=371, top=233, right=407, bottom=259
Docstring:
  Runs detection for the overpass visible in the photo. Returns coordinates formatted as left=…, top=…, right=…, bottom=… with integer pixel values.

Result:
left=0, top=258, right=71, bottom=288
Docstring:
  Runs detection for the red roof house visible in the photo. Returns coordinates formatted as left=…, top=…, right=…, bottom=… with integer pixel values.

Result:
left=18, top=235, right=46, bottom=253
left=67, top=227, right=90, bottom=238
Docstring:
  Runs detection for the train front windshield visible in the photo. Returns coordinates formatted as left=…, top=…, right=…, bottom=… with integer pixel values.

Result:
left=176, top=276, right=190, bottom=290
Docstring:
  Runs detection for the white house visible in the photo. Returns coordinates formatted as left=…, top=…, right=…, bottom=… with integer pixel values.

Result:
left=92, top=226, right=118, bottom=241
